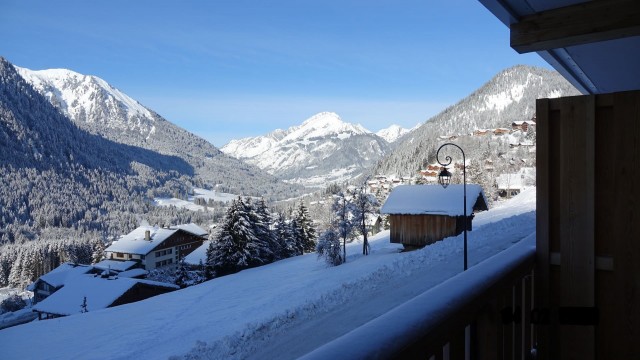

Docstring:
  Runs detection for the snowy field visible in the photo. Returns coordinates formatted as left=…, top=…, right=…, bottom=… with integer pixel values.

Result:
left=154, top=188, right=242, bottom=211
left=0, top=189, right=536, bottom=360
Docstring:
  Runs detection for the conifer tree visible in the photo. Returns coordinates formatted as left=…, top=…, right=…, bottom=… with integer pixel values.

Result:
left=247, top=198, right=275, bottom=265
left=295, top=202, right=317, bottom=253
left=206, top=197, right=257, bottom=277
left=174, top=257, right=189, bottom=288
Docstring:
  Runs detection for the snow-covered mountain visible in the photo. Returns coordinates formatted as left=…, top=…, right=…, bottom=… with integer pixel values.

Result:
left=221, top=112, right=390, bottom=187
left=15, top=65, right=301, bottom=199
left=373, top=65, right=580, bottom=177
left=375, top=124, right=411, bottom=143
left=16, top=67, right=156, bottom=138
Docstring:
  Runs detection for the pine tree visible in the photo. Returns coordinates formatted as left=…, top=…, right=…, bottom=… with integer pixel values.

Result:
left=174, top=257, right=189, bottom=288
left=272, top=212, right=290, bottom=260
left=206, top=198, right=257, bottom=277
left=248, top=198, right=275, bottom=264
left=295, top=202, right=317, bottom=253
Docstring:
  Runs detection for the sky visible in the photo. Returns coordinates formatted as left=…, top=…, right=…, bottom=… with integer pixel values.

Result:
left=1, top=0, right=549, bottom=146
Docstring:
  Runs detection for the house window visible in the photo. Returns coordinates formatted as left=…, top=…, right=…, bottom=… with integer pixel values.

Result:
left=116, top=252, right=124, bottom=258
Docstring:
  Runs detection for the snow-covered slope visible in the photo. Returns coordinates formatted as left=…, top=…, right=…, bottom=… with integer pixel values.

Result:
left=16, top=67, right=155, bottom=137
left=222, top=112, right=390, bottom=186
left=0, top=189, right=536, bottom=360
left=376, top=124, right=410, bottom=143
left=15, top=65, right=300, bottom=199
left=373, top=65, right=579, bottom=176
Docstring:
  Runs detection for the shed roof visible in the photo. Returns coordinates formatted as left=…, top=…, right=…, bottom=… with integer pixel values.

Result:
left=33, top=275, right=178, bottom=317
left=381, top=184, right=487, bottom=216
left=38, top=263, right=93, bottom=288
left=93, top=260, right=138, bottom=272
left=172, top=223, right=208, bottom=237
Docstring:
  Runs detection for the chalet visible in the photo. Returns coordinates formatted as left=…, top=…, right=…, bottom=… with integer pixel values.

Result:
left=104, top=223, right=207, bottom=270
left=33, top=274, right=178, bottom=320
left=381, top=184, right=488, bottom=249
left=29, top=263, right=94, bottom=304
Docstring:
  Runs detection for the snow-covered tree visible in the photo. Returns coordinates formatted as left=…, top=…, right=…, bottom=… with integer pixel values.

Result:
left=350, top=186, right=379, bottom=256
left=316, top=228, right=342, bottom=266
left=248, top=198, right=275, bottom=264
left=206, top=198, right=256, bottom=277
left=295, top=202, right=317, bottom=253
left=332, top=192, right=355, bottom=263
left=273, top=212, right=297, bottom=259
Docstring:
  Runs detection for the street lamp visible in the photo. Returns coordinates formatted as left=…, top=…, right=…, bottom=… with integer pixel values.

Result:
left=436, top=143, right=467, bottom=271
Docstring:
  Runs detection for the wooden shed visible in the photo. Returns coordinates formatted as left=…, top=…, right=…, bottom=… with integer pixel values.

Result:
left=381, top=184, right=487, bottom=249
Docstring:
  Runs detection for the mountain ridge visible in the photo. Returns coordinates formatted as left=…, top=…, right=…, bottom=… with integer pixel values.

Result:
left=372, top=65, right=580, bottom=177
left=15, top=64, right=302, bottom=199
left=221, top=112, right=390, bottom=186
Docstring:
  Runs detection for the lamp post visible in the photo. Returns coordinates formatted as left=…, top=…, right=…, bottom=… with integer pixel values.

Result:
left=436, top=143, right=467, bottom=271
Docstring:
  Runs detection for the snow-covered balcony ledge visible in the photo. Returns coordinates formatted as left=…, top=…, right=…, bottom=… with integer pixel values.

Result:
left=301, top=233, right=536, bottom=360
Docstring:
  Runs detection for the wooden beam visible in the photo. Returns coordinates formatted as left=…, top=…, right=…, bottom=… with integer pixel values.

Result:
left=511, top=0, right=640, bottom=53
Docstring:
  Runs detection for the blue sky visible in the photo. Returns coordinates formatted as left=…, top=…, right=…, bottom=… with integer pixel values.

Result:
left=1, top=0, right=548, bottom=146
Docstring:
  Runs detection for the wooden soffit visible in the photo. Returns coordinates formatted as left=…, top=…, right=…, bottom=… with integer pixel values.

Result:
left=511, top=0, right=640, bottom=53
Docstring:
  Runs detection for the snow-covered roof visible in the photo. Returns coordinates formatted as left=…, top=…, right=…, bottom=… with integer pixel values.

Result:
left=171, top=223, right=208, bottom=237
left=38, top=263, right=93, bottom=288
left=33, top=275, right=178, bottom=317
left=93, top=260, right=138, bottom=272
left=118, top=269, right=148, bottom=278
left=184, top=240, right=211, bottom=266
left=105, top=226, right=178, bottom=255
left=381, top=184, right=487, bottom=216
left=106, top=224, right=207, bottom=255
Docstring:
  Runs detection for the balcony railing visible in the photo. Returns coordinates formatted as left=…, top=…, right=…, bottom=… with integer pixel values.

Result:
left=300, top=233, right=536, bottom=360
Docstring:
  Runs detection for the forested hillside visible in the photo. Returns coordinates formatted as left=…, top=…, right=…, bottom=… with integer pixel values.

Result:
left=373, top=65, right=579, bottom=176
left=17, top=65, right=302, bottom=199
left=0, top=58, right=215, bottom=286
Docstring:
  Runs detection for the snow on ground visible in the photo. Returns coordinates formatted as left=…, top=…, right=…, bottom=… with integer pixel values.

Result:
left=154, top=188, right=243, bottom=212
left=0, top=189, right=536, bottom=360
